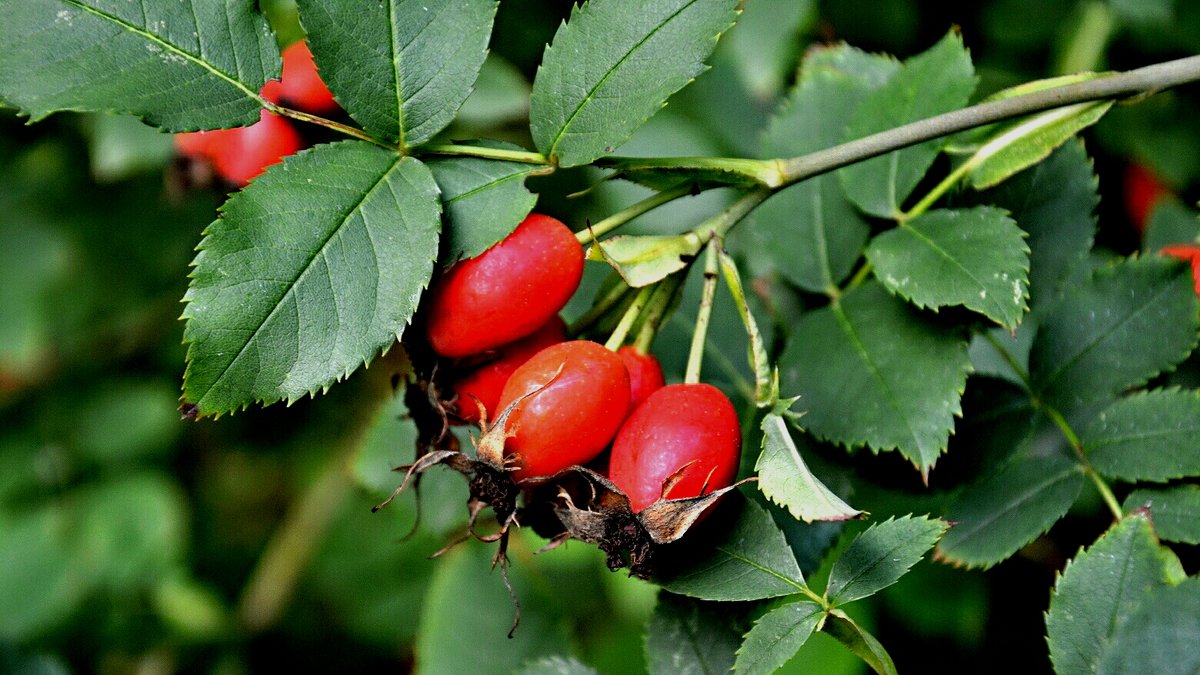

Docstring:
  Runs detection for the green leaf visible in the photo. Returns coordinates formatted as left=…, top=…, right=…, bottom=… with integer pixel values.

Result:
left=937, top=454, right=1085, bottom=569
left=756, top=413, right=861, bottom=523
left=1097, top=577, right=1200, bottom=675
left=734, top=600, right=824, bottom=675
left=529, top=0, right=738, bottom=167
left=0, top=0, right=277, bottom=131
left=1124, top=484, right=1200, bottom=545
left=425, top=142, right=539, bottom=262
left=751, top=44, right=898, bottom=293
left=656, top=494, right=808, bottom=601
left=867, top=207, right=1031, bottom=330
left=942, top=376, right=1040, bottom=486
left=182, top=141, right=440, bottom=415
left=1083, top=388, right=1200, bottom=482
left=516, top=656, right=599, bottom=675
left=1030, top=256, right=1200, bottom=415
left=295, top=0, right=496, bottom=147
left=1046, top=512, right=1179, bottom=675
left=778, top=282, right=972, bottom=476
left=415, top=543, right=569, bottom=674
left=645, top=593, right=745, bottom=675
left=586, top=233, right=701, bottom=288
left=978, top=139, right=1097, bottom=310
left=838, top=32, right=976, bottom=219
left=827, top=516, right=948, bottom=606
left=1143, top=200, right=1200, bottom=253
left=963, top=101, right=1111, bottom=189
left=822, top=610, right=898, bottom=675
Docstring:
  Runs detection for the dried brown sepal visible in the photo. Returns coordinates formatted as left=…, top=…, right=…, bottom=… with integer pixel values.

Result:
left=371, top=449, right=466, bottom=512
left=639, top=478, right=757, bottom=545
left=528, top=464, right=757, bottom=578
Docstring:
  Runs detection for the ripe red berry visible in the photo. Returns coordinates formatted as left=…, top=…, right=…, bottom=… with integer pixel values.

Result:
left=274, top=41, right=339, bottom=115
left=424, top=214, right=584, bottom=358
left=608, top=383, right=741, bottom=513
left=174, top=110, right=304, bottom=187
left=617, top=346, right=665, bottom=411
left=451, top=316, right=566, bottom=425
left=495, top=340, right=630, bottom=481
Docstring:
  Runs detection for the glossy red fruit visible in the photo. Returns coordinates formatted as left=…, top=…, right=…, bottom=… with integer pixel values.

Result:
left=1161, top=244, right=1200, bottom=298
left=608, top=383, right=741, bottom=513
left=1124, top=163, right=1172, bottom=233
left=617, top=346, right=665, bottom=411
left=275, top=41, right=339, bottom=114
left=495, top=340, right=630, bottom=481
left=424, top=214, right=584, bottom=358
left=174, top=111, right=304, bottom=186
left=451, top=316, right=566, bottom=425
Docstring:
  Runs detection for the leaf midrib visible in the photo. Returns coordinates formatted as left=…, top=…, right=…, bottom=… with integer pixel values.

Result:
left=60, top=0, right=262, bottom=104
left=1036, top=272, right=1185, bottom=398
left=194, top=153, right=404, bottom=410
left=830, top=300, right=926, bottom=460
left=443, top=167, right=535, bottom=205
left=546, top=0, right=699, bottom=160
left=902, top=214, right=1023, bottom=325
left=945, top=462, right=1081, bottom=550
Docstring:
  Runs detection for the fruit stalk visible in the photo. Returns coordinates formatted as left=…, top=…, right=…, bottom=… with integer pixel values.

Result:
left=684, top=242, right=721, bottom=385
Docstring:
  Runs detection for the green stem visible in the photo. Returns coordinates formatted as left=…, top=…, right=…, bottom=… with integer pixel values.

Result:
left=1041, top=400, right=1122, bottom=521
left=269, top=104, right=394, bottom=150
left=603, top=285, right=655, bottom=351
left=576, top=184, right=696, bottom=245
left=420, top=143, right=550, bottom=165
left=775, top=55, right=1200, bottom=188
left=901, top=159, right=975, bottom=221
left=972, top=334, right=1121, bottom=520
left=567, top=281, right=634, bottom=338
left=684, top=242, right=721, bottom=385
left=693, top=188, right=771, bottom=241
left=1087, top=469, right=1125, bottom=520
left=634, top=275, right=683, bottom=353
left=841, top=261, right=873, bottom=295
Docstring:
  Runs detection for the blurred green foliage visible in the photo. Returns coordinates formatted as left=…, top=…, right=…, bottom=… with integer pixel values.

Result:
left=1, top=0, right=1197, bottom=673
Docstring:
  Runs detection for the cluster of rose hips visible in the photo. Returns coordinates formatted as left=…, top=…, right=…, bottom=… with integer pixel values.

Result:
left=174, top=41, right=336, bottom=186
left=403, top=212, right=744, bottom=575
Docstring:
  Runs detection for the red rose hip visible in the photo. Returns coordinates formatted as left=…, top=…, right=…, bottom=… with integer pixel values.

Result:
left=495, top=340, right=630, bottom=481
left=175, top=110, right=304, bottom=186
left=276, top=41, right=339, bottom=115
left=451, top=316, right=566, bottom=424
left=608, top=383, right=741, bottom=512
left=424, top=214, right=584, bottom=358
left=617, top=346, right=665, bottom=411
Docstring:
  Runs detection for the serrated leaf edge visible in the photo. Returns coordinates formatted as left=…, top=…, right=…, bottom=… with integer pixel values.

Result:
left=533, top=0, right=738, bottom=166
left=826, top=515, right=949, bottom=605
left=180, top=142, right=435, bottom=417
